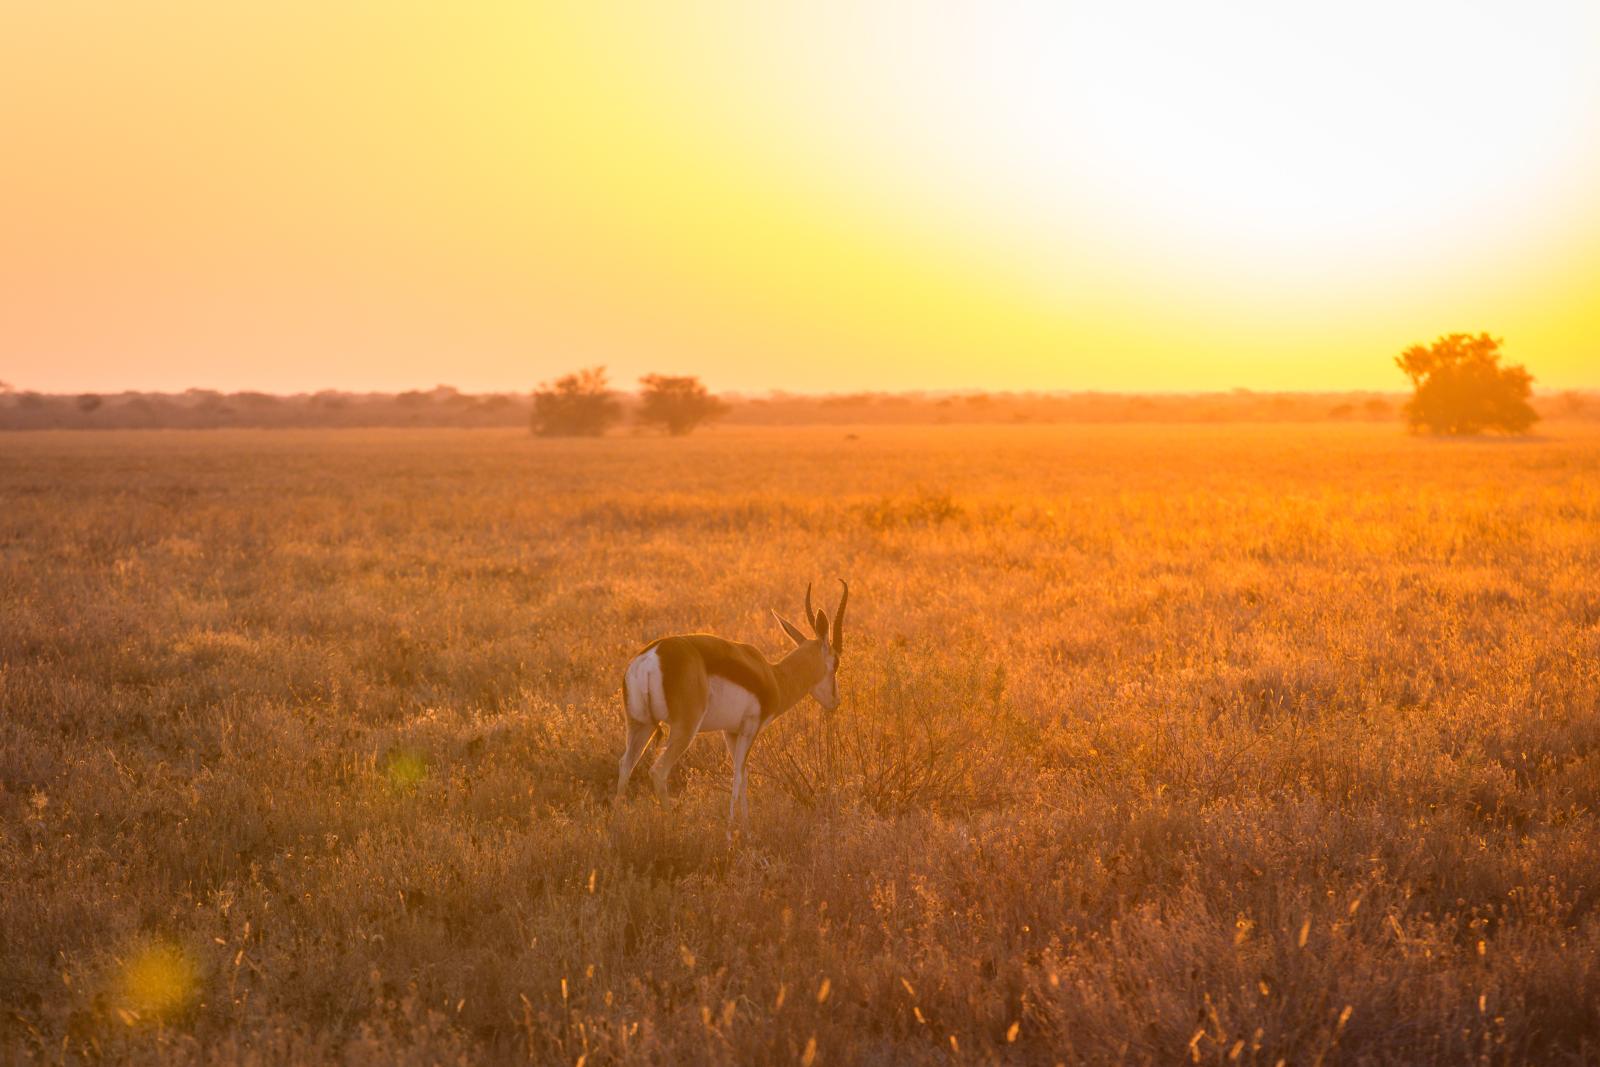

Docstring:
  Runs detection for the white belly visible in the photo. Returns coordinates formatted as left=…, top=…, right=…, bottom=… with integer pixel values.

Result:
left=699, top=676, right=760, bottom=733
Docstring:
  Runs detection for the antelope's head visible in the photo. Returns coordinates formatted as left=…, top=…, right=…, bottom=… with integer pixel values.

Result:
left=773, top=580, right=848, bottom=712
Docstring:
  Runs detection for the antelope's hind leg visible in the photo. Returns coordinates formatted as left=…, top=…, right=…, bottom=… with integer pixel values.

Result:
left=649, top=723, right=698, bottom=807
left=616, top=718, right=657, bottom=802
left=645, top=643, right=708, bottom=808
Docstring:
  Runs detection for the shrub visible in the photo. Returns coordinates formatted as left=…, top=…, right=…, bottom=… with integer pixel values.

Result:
left=635, top=374, right=729, bottom=436
left=530, top=367, right=622, bottom=437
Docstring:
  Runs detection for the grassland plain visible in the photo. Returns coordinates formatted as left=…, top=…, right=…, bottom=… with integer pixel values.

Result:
left=1, top=424, right=1598, bottom=1066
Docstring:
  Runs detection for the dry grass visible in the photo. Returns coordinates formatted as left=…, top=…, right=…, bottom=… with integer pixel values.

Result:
left=2, top=424, right=1598, bottom=1065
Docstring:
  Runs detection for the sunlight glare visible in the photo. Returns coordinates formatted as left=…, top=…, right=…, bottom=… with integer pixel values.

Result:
left=786, top=1, right=1600, bottom=270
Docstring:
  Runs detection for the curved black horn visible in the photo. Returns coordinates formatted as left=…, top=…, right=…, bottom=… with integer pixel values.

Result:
left=832, top=579, right=848, bottom=654
left=804, top=582, right=816, bottom=635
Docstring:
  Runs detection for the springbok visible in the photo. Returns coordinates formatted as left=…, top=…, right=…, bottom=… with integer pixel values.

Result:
left=616, top=581, right=848, bottom=827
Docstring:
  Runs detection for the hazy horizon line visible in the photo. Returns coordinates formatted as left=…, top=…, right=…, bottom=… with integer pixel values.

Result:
left=9, top=386, right=1600, bottom=401
left=13, top=382, right=1600, bottom=399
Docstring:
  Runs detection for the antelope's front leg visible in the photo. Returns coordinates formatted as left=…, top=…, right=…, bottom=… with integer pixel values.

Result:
left=726, top=722, right=758, bottom=829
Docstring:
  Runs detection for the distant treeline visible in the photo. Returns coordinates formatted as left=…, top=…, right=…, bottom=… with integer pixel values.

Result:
left=1, top=383, right=1597, bottom=430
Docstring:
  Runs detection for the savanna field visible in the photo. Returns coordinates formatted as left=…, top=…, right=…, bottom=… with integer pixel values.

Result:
left=3, top=424, right=1599, bottom=1066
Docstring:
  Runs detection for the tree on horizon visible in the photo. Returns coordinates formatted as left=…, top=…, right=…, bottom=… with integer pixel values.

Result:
left=1395, top=333, right=1537, bottom=435
left=531, top=366, right=622, bottom=437
left=635, top=374, right=730, bottom=436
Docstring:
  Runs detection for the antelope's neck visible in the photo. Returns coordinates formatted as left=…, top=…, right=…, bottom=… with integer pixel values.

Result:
left=771, top=646, right=822, bottom=716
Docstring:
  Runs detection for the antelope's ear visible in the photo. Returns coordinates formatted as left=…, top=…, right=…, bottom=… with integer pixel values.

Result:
left=813, top=609, right=829, bottom=640
left=773, top=610, right=808, bottom=647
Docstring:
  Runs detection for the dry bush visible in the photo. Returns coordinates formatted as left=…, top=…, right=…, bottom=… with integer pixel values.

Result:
left=757, top=645, right=1024, bottom=815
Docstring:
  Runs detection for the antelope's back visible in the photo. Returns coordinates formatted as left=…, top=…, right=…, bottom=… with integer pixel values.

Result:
left=631, top=633, right=780, bottom=717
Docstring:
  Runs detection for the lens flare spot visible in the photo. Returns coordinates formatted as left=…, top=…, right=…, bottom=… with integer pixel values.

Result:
left=116, top=942, right=199, bottom=1023
left=384, top=748, right=428, bottom=792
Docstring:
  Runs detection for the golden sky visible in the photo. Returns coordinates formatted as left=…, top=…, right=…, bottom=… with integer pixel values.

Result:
left=3, top=1, right=1599, bottom=394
